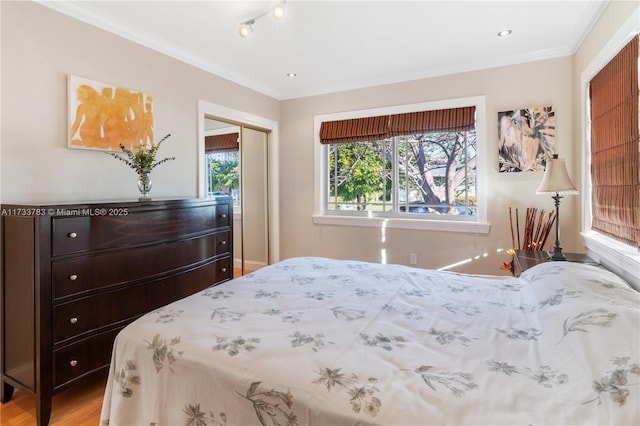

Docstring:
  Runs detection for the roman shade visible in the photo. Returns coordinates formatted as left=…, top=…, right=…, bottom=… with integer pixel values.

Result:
left=589, top=35, right=639, bottom=249
left=389, top=106, right=476, bottom=135
left=319, top=116, right=389, bottom=145
left=205, top=133, right=239, bottom=153
left=319, top=106, right=476, bottom=144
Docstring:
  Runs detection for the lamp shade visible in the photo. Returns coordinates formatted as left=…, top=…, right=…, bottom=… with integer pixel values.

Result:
left=536, top=155, right=579, bottom=195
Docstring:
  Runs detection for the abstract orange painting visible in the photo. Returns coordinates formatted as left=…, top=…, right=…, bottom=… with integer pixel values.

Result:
left=68, top=75, right=154, bottom=151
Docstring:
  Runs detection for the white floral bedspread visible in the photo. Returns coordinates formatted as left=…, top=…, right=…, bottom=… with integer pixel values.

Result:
left=100, top=257, right=640, bottom=425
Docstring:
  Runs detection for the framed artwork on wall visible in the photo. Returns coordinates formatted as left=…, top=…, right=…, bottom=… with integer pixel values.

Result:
left=68, top=75, right=154, bottom=151
left=498, top=105, right=555, bottom=172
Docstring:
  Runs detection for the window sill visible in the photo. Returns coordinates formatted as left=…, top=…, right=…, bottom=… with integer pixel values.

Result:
left=312, top=214, right=491, bottom=234
left=582, top=231, right=640, bottom=290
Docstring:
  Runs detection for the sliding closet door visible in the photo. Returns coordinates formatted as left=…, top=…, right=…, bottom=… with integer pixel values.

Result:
left=241, top=127, right=269, bottom=274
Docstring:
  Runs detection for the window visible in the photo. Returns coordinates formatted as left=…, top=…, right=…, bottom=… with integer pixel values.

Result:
left=581, top=21, right=640, bottom=286
left=314, top=97, right=488, bottom=233
left=206, top=151, right=239, bottom=201
left=205, top=133, right=240, bottom=206
left=589, top=35, right=639, bottom=249
left=326, top=131, right=476, bottom=217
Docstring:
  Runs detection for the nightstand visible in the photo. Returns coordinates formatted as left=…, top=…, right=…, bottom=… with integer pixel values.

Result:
left=513, top=249, right=598, bottom=277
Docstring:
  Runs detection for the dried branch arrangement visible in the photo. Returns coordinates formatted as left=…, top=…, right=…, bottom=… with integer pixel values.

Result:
left=508, top=207, right=556, bottom=250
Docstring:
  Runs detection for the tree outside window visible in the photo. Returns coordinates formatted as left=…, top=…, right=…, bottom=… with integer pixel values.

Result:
left=207, top=151, right=239, bottom=205
left=327, top=129, right=476, bottom=216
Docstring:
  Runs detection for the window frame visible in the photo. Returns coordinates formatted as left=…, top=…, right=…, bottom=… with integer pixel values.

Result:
left=579, top=12, right=640, bottom=288
left=313, top=96, right=489, bottom=234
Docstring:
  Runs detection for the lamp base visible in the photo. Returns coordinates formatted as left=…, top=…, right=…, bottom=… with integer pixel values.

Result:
left=547, top=247, right=567, bottom=261
left=547, top=192, right=567, bottom=261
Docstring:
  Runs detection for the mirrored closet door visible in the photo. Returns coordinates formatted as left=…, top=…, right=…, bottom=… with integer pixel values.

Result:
left=204, top=117, right=269, bottom=277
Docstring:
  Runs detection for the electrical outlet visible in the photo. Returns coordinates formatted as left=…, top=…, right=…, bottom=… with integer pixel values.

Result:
left=409, top=253, right=417, bottom=265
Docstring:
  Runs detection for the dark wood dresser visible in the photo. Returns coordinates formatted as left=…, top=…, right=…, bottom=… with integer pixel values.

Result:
left=0, top=197, right=233, bottom=425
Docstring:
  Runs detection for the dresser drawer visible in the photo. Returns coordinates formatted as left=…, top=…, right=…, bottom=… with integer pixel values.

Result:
left=53, top=327, right=122, bottom=388
left=214, top=230, right=231, bottom=256
left=52, top=203, right=230, bottom=256
left=53, top=232, right=227, bottom=299
left=53, top=256, right=232, bottom=344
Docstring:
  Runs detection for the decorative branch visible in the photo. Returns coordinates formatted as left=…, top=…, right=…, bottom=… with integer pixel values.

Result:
left=107, top=133, right=175, bottom=176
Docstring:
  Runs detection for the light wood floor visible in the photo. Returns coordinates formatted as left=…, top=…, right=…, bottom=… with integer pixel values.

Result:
left=0, top=376, right=106, bottom=426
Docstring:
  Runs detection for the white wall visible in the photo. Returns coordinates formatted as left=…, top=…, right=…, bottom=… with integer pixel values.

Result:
left=0, top=1, right=279, bottom=204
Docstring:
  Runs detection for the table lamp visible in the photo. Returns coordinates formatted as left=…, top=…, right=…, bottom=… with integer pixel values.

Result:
left=536, top=154, right=579, bottom=260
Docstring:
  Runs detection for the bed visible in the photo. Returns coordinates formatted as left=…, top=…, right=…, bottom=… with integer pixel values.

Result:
left=100, top=257, right=639, bottom=425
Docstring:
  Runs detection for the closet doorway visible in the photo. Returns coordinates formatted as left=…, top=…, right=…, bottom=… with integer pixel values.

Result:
left=198, top=100, right=279, bottom=277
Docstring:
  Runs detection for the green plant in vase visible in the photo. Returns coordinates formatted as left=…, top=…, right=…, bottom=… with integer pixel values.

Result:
left=107, top=133, right=175, bottom=201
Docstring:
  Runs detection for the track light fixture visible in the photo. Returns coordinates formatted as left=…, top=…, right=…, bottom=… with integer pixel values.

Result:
left=238, top=1, right=286, bottom=39
left=238, top=19, right=254, bottom=38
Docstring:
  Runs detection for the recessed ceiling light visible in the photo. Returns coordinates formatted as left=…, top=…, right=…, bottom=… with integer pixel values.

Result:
left=286, top=73, right=297, bottom=78
left=497, top=29, right=512, bottom=37
left=272, top=3, right=286, bottom=20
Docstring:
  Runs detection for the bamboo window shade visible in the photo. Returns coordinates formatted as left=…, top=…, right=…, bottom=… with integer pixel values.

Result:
left=388, top=106, right=476, bottom=135
left=319, top=106, right=476, bottom=144
left=589, top=35, right=639, bottom=249
left=319, top=116, right=389, bottom=144
left=205, top=133, right=239, bottom=153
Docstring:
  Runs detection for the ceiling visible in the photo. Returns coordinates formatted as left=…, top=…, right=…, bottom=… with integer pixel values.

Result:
left=39, top=0, right=610, bottom=100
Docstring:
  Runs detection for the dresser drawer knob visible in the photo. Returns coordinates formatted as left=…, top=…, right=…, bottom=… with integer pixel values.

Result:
left=67, top=232, right=77, bottom=238
left=70, top=360, right=78, bottom=367
left=221, top=267, right=227, bottom=273
left=220, top=213, right=227, bottom=219
left=220, top=240, right=227, bottom=245
left=69, top=317, right=78, bottom=324
left=69, top=274, right=78, bottom=281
